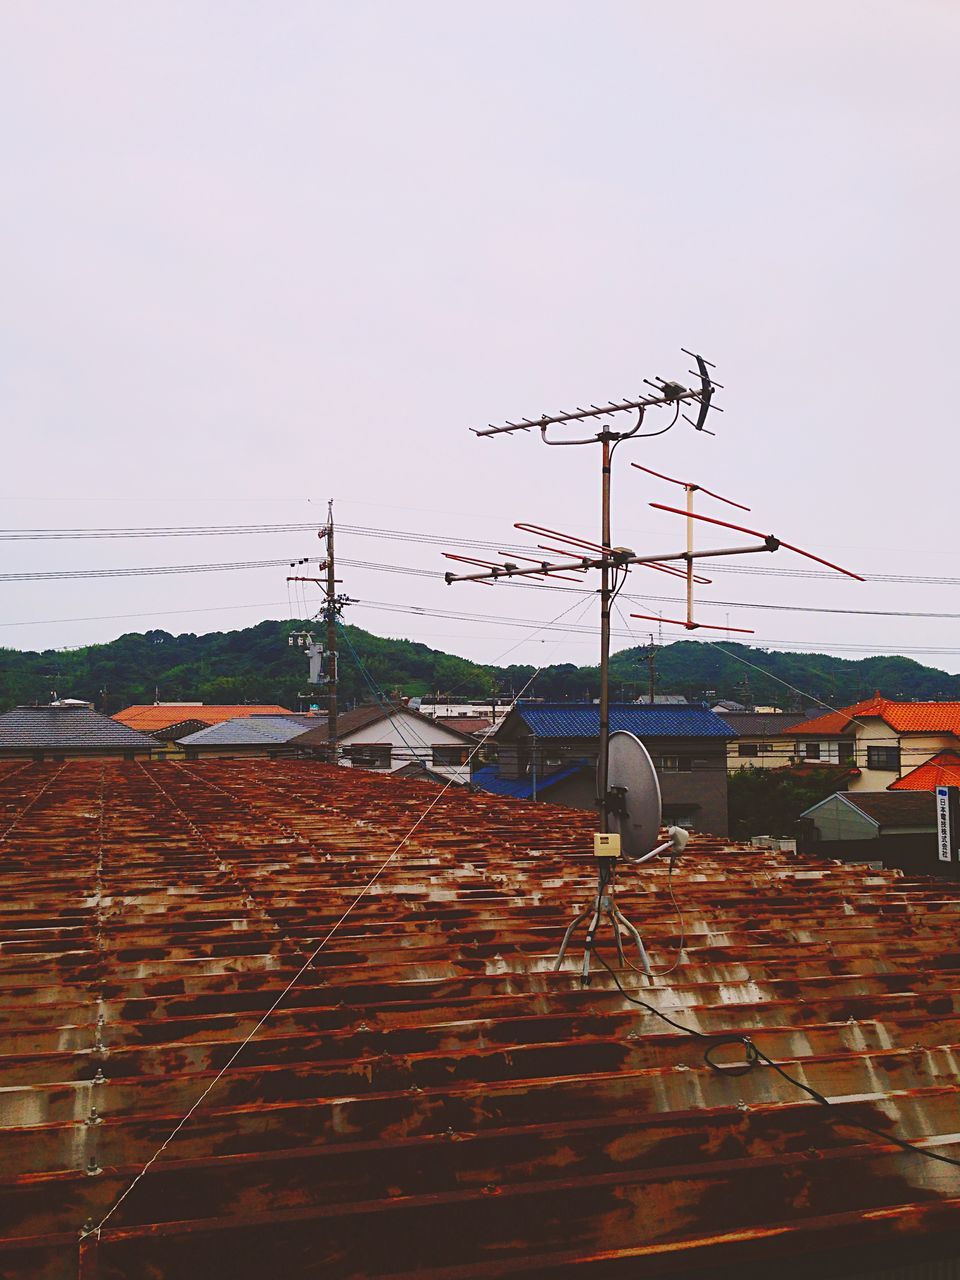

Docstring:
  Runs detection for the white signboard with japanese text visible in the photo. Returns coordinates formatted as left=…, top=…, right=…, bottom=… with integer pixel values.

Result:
left=936, top=786, right=955, bottom=863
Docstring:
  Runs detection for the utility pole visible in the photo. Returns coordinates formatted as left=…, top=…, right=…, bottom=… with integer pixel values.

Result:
left=325, top=499, right=338, bottom=754
left=287, top=499, right=348, bottom=760
left=646, top=642, right=657, bottom=705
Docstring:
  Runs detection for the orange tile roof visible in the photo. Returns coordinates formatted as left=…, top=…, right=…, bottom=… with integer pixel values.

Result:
left=790, top=695, right=960, bottom=739
left=889, top=750, right=960, bottom=790
left=113, top=704, right=293, bottom=731
left=788, top=695, right=886, bottom=737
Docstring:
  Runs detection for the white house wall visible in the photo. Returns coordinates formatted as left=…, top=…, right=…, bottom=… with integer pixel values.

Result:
left=806, top=796, right=878, bottom=841
left=339, top=711, right=473, bottom=783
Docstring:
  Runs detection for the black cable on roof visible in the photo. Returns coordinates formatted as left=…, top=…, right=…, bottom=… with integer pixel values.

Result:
left=593, top=949, right=960, bottom=1172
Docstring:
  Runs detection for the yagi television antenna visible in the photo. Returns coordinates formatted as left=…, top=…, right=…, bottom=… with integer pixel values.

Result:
left=443, top=351, right=861, bottom=984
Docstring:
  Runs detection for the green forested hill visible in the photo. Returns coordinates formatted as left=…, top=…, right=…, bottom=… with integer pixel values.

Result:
left=1, top=619, right=958, bottom=714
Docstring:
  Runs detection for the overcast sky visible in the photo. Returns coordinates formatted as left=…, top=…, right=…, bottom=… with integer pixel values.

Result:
left=3, top=2, right=959, bottom=687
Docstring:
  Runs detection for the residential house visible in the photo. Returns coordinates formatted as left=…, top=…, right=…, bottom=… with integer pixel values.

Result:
left=113, top=702, right=294, bottom=742
left=416, top=700, right=510, bottom=724
left=798, top=790, right=943, bottom=876
left=721, top=710, right=814, bottom=772
left=484, top=701, right=734, bottom=833
left=292, top=704, right=476, bottom=783
left=0, top=704, right=157, bottom=760
left=788, top=695, right=960, bottom=790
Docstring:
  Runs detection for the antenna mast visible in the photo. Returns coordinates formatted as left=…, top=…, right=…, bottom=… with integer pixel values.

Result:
left=444, top=353, right=861, bottom=982
left=454, top=351, right=722, bottom=835
left=445, top=351, right=861, bottom=835
left=324, top=499, right=338, bottom=752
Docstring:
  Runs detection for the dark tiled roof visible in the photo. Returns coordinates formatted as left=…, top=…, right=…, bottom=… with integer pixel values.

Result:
left=0, top=705, right=156, bottom=751
left=503, top=701, right=734, bottom=739
left=720, top=711, right=813, bottom=736
left=4, top=760, right=960, bottom=1275
left=179, top=715, right=320, bottom=747
left=435, top=716, right=494, bottom=736
left=838, top=790, right=936, bottom=828
left=850, top=790, right=938, bottom=827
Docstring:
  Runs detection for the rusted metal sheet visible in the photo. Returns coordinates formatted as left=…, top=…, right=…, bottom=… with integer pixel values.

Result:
left=1, top=759, right=960, bottom=1279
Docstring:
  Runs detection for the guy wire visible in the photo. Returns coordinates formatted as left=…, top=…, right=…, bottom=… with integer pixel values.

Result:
left=81, top=589, right=598, bottom=1244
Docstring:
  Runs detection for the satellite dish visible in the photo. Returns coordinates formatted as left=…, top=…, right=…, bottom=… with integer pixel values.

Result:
left=602, top=730, right=662, bottom=859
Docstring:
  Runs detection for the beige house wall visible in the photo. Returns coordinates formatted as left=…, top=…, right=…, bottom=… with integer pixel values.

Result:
left=726, top=736, right=791, bottom=772
left=793, top=737, right=855, bottom=766
left=760, top=713, right=960, bottom=792
left=847, top=719, right=958, bottom=792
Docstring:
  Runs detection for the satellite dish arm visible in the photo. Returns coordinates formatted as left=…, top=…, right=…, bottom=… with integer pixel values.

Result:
left=628, top=826, right=689, bottom=866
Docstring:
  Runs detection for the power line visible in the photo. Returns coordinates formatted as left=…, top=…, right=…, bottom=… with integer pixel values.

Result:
left=2, top=517, right=960, bottom=589
left=6, top=587, right=960, bottom=664
left=0, top=558, right=295, bottom=582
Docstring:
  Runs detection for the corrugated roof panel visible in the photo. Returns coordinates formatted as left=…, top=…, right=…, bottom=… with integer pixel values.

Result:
left=1, top=760, right=960, bottom=1278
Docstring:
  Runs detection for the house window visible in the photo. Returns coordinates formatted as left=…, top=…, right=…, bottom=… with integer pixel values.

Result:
left=838, top=742, right=855, bottom=764
left=655, top=755, right=692, bottom=773
left=343, top=743, right=393, bottom=769
left=867, top=746, right=900, bottom=771
left=738, top=743, right=759, bottom=758
left=432, top=745, right=469, bottom=767
left=758, top=742, right=773, bottom=754
left=804, top=742, right=821, bottom=760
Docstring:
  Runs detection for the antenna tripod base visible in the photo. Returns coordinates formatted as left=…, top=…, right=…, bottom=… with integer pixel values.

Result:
left=554, top=858, right=651, bottom=987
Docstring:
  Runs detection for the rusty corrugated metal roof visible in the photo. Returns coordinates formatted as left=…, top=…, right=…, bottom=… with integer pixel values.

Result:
left=2, top=759, right=960, bottom=1279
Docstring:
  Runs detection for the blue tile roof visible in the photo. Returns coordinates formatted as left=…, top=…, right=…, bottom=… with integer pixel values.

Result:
left=509, top=702, right=734, bottom=740
left=471, top=762, right=587, bottom=800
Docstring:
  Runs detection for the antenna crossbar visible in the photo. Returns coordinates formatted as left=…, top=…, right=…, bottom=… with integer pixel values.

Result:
left=474, top=352, right=718, bottom=439
left=443, top=540, right=779, bottom=585
left=631, top=463, right=751, bottom=512
left=630, top=612, right=756, bottom=634
left=473, top=389, right=695, bottom=437
left=648, top=504, right=865, bottom=580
